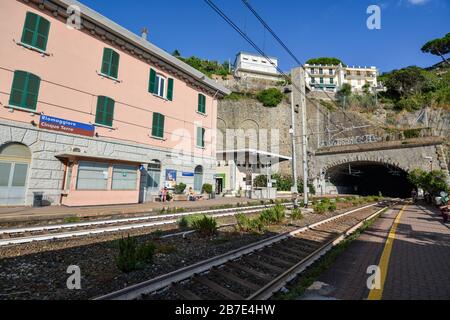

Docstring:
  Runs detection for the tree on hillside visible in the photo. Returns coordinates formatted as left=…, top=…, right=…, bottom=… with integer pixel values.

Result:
left=421, top=33, right=450, bottom=65
left=383, top=66, right=427, bottom=99
left=337, top=83, right=352, bottom=108
left=306, top=57, right=345, bottom=66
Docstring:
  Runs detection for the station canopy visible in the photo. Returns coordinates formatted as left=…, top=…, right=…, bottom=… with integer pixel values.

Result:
left=217, top=149, right=291, bottom=166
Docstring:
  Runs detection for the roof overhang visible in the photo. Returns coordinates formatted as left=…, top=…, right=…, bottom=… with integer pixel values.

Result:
left=48, top=0, right=231, bottom=96
left=56, top=152, right=144, bottom=165
left=217, top=149, right=291, bottom=163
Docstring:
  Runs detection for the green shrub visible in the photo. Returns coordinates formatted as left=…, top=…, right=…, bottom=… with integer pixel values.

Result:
left=191, top=215, right=218, bottom=237
left=291, top=208, right=304, bottom=220
left=236, top=213, right=266, bottom=234
left=116, top=236, right=138, bottom=273
left=259, top=205, right=285, bottom=225
left=136, top=242, right=156, bottom=264
left=64, top=217, right=81, bottom=224
left=178, top=216, right=189, bottom=228
left=116, top=236, right=156, bottom=273
left=174, top=183, right=187, bottom=194
left=202, top=183, right=213, bottom=195
left=314, top=203, right=328, bottom=214
left=256, top=88, right=284, bottom=107
left=328, top=203, right=337, bottom=212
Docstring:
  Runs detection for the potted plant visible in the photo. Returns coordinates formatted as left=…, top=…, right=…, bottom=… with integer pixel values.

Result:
left=202, top=183, right=213, bottom=199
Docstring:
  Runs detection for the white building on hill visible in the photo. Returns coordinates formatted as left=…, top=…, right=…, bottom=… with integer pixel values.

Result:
left=234, top=52, right=281, bottom=81
left=304, top=63, right=379, bottom=93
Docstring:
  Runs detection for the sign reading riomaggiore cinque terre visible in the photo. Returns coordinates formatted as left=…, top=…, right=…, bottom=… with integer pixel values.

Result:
left=39, top=115, right=95, bottom=137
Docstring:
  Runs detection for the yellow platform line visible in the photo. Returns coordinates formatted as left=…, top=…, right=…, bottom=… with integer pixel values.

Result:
left=367, top=205, right=407, bottom=300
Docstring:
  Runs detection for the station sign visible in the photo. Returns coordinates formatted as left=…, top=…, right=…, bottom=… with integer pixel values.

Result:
left=182, top=172, right=194, bottom=177
left=39, top=115, right=95, bottom=137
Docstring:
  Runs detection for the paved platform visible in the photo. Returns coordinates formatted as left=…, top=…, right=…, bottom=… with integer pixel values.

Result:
left=302, top=203, right=450, bottom=300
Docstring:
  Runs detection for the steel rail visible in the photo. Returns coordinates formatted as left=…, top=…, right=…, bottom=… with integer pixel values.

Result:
left=247, top=205, right=392, bottom=300
left=0, top=204, right=283, bottom=235
left=0, top=204, right=291, bottom=247
left=94, top=202, right=388, bottom=300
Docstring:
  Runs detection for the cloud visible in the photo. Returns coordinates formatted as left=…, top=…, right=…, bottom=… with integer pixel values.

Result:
left=407, top=0, right=429, bottom=5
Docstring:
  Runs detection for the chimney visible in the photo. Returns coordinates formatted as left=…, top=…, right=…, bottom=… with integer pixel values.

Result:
left=141, top=27, right=148, bottom=41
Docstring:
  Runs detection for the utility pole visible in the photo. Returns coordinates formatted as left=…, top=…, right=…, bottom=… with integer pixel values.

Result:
left=290, top=67, right=309, bottom=208
left=299, top=68, right=309, bottom=207
left=289, top=88, right=299, bottom=209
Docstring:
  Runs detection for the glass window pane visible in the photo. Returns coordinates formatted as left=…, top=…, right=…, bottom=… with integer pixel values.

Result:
left=77, top=161, right=109, bottom=190
left=11, top=164, right=28, bottom=187
left=0, top=163, right=12, bottom=187
left=112, top=165, right=138, bottom=190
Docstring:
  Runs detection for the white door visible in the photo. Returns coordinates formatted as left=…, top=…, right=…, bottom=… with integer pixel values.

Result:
left=0, top=161, right=29, bottom=206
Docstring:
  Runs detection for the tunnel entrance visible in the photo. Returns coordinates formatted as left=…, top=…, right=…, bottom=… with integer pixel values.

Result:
left=326, top=161, right=414, bottom=198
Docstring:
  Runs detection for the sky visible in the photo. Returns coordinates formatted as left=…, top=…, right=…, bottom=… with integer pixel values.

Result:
left=77, top=0, right=450, bottom=73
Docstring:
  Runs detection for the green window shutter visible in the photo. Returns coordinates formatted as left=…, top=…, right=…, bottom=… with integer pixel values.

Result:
left=21, top=12, right=50, bottom=51
left=167, top=78, right=174, bottom=101
left=95, top=96, right=115, bottom=127
left=110, top=50, right=120, bottom=79
left=36, top=16, right=50, bottom=51
left=101, top=48, right=112, bottom=75
left=149, top=68, right=157, bottom=94
left=198, top=94, right=206, bottom=114
left=9, top=71, right=40, bottom=110
left=152, top=113, right=165, bottom=138
left=101, top=48, right=119, bottom=78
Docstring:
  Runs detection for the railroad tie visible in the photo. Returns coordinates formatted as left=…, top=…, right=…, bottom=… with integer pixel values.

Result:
left=213, top=270, right=261, bottom=291
left=256, top=252, right=294, bottom=268
left=227, top=262, right=272, bottom=282
left=245, top=256, right=284, bottom=274
left=265, top=247, right=304, bottom=261
left=194, top=277, right=244, bottom=300
left=171, top=284, right=202, bottom=300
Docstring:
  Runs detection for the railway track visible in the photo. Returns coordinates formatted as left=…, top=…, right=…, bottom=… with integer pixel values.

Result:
left=0, top=203, right=291, bottom=247
left=95, top=200, right=397, bottom=301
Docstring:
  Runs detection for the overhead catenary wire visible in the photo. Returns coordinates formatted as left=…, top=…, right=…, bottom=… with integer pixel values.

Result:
left=240, top=0, right=386, bottom=133
left=204, top=0, right=380, bottom=153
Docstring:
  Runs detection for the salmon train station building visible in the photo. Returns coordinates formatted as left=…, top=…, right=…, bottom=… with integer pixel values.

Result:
left=0, top=0, right=230, bottom=207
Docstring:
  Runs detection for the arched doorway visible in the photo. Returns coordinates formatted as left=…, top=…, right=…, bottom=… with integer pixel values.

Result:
left=194, top=165, right=203, bottom=192
left=0, top=143, right=31, bottom=206
left=325, top=161, right=414, bottom=198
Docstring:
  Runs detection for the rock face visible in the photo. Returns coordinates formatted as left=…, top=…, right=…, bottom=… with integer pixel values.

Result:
left=217, top=75, right=450, bottom=188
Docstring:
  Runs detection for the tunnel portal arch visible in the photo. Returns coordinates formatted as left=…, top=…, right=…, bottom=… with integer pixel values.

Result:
left=323, top=161, right=415, bottom=198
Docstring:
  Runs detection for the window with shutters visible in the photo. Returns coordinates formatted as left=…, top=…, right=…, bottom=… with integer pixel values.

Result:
left=101, top=48, right=120, bottom=79
left=149, top=68, right=174, bottom=100
left=198, top=94, right=206, bottom=114
left=21, top=12, right=50, bottom=52
left=196, top=127, right=206, bottom=148
left=152, top=113, right=165, bottom=139
left=9, top=71, right=41, bottom=111
left=95, top=96, right=115, bottom=127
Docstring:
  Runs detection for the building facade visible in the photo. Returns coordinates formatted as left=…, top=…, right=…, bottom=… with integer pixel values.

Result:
left=305, top=64, right=379, bottom=93
left=233, top=52, right=281, bottom=82
left=0, top=0, right=229, bottom=207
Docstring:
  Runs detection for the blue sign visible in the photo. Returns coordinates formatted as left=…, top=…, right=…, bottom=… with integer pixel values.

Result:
left=182, top=172, right=194, bottom=177
left=39, top=115, right=95, bottom=137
